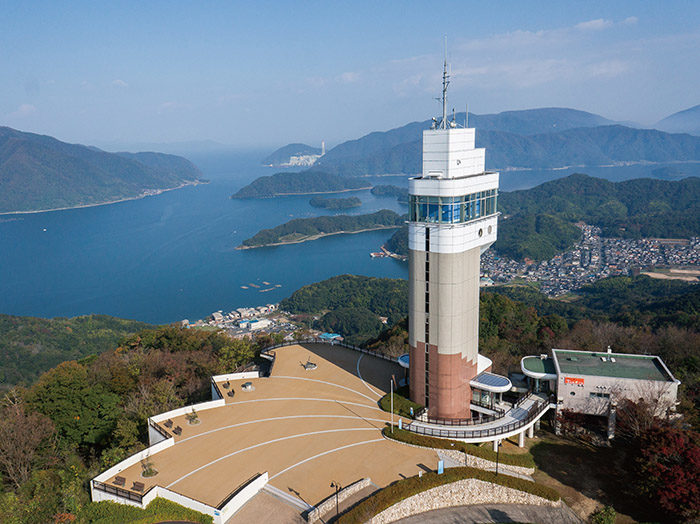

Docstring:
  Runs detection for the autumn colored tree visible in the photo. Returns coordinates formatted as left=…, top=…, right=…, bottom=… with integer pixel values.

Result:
left=635, top=425, right=700, bottom=521
left=0, top=393, right=55, bottom=489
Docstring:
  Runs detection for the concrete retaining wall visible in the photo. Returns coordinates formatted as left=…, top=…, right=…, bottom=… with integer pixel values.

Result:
left=370, top=478, right=559, bottom=524
left=307, top=478, right=371, bottom=523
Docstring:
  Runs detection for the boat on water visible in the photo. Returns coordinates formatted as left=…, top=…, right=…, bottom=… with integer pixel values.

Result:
left=370, top=252, right=387, bottom=258
left=240, top=286, right=249, bottom=289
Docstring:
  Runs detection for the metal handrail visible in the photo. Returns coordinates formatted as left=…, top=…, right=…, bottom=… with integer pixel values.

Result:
left=148, top=419, right=172, bottom=440
left=259, top=338, right=399, bottom=363
left=92, top=480, right=145, bottom=503
left=211, top=377, right=224, bottom=400
left=405, top=398, right=550, bottom=440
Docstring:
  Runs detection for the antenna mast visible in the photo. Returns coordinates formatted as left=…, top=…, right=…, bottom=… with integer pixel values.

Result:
left=441, top=36, right=449, bottom=129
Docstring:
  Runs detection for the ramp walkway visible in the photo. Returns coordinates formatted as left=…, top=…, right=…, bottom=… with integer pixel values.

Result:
left=405, top=393, right=554, bottom=445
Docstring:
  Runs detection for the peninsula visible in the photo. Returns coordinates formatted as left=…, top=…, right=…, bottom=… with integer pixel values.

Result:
left=230, top=170, right=370, bottom=199
left=0, top=126, right=202, bottom=214
left=238, top=209, right=404, bottom=248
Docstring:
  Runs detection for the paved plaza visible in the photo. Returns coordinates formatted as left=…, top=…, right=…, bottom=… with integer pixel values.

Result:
left=107, top=343, right=438, bottom=510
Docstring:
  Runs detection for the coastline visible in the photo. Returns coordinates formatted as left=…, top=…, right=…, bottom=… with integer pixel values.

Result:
left=0, top=179, right=205, bottom=216
left=236, top=224, right=402, bottom=250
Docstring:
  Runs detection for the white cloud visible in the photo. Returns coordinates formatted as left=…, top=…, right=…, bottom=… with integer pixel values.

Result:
left=8, top=104, right=37, bottom=118
left=575, top=19, right=613, bottom=32
left=338, top=71, right=360, bottom=83
left=622, top=16, right=639, bottom=26
left=112, top=79, right=129, bottom=88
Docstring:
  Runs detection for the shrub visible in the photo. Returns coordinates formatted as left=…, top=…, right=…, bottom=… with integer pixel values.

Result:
left=378, top=391, right=422, bottom=419
left=591, top=505, right=616, bottom=524
left=383, top=426, right=536, bottom=468
left=77, top=498, right=212, bottom=523
left=338, top=466, right=560, bottom=523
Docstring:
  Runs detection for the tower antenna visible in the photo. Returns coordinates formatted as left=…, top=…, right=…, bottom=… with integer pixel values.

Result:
left=441, top=36, right=449, bottom=129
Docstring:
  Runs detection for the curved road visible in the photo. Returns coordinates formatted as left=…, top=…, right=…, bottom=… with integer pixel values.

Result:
left=394, top=503, right=582, bottom=524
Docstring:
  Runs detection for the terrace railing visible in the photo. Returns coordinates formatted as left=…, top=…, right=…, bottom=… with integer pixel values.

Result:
left=259, top=338, right=399, bottom=363
left=148, top=418, right=172, bottom=440
left=92, top=480, right=146, bottom=504
left=405, top=397, right=551, bottom=440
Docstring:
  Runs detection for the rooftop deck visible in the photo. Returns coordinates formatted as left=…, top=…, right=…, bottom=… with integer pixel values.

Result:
left=103, top=344, right=437, bottom=509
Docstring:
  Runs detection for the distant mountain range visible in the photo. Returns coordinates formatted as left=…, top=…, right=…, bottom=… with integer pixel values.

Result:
left=306, top=106, right=700, bottom=176
left=231, top=170, right=369, bottom=198
left=0, top=126, right=202, bottom=213
left=655, top=104, right=700, bottom=136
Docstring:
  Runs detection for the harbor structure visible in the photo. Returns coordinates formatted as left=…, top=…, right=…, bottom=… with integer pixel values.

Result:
left=407, top=59, right=501, bottom=419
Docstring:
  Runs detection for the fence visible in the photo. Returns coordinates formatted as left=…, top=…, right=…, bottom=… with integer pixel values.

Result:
left=259, top=338, right=399, bottom=364
left=92, top=480, right=147, bottom=504
left=148, top=419, right=172, bottom=441
left=405, top=398, right=551, bottom=440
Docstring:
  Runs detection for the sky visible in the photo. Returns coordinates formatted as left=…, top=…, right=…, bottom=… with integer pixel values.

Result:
left=1, top=1, right=699, bottom=150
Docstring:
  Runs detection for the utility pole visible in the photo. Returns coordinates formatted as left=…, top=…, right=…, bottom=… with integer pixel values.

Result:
left=330, top=481, right=341, bottom=518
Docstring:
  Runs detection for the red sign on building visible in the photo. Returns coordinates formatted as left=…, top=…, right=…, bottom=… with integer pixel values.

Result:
left=564, top=377, right=584, bottom=385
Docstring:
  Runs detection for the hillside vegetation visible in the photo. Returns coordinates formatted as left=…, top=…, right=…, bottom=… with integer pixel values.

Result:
left=240, top=209, right=404, bottom=248
left=231, top=170, right=368, bottom=198
left=494, top=213, right=581, bottom=261
left=0, top=314, right=150, bottom=388
left=0, top=325, right=266, bottom=522
left=0, top=127, right=202, bottom=213
left=499, top=173, right=700, bottom=239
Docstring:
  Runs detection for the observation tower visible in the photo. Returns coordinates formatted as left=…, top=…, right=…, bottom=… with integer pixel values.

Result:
left=407, top=58, right=502, bottom=420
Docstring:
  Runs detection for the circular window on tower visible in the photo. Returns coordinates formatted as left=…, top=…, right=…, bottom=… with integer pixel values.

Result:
left=478, top=228, right=483, bottom=237
left=488, top=225, right=493, bottom=234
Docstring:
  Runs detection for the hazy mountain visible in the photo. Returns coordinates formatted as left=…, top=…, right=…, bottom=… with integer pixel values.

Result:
left=231, top=170, right=369, bottom=198
left=655, top=104, right=700, bottom=136
left=263, top=143, right=322, bottom=165
left=313, top=107, right=614, bottom=171
left=314, top=125, right=700, bottom=176
left=0, top=126, right=202, bottom=213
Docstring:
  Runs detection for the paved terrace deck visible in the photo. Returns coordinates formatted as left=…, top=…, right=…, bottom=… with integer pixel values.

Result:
left=106, top=343, right=437, bottom=509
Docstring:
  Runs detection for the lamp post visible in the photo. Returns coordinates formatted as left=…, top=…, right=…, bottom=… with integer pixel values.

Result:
left=495, top=440, right=502, bottom=475
left=330, top=481, right=341, bottom=518
left=390, top=378, right=394, bottom=432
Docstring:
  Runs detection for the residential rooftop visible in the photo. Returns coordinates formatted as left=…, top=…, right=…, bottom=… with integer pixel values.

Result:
left=552, top=349, right=674, bottom=382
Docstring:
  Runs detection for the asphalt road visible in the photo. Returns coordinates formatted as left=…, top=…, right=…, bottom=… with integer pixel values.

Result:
left=393, top=503, right=582, bottom=524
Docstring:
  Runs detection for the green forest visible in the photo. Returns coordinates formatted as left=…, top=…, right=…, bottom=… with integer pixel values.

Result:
left=0, top=314, right=151, bottom=388
left=499, top=173, right=700, bottom=239
left=494, top=213, right=581, bottom=261
left=240, top=209, right=404, bottom=247
left=309, top=195, right=362, bottom=210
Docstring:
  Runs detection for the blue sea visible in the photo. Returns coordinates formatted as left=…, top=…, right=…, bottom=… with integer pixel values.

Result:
left=1, top=151, right=697, bottom=324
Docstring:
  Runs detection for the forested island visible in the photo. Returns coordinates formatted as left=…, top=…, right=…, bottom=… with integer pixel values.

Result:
left=370, top=184, right=408, bottom=199
left=309, top=195, right=362, bottom=210
left=231, top=170, right=369, bottom=198
left=239, top=209, right=404, bottom=248
left=0, top=126, right=202, bottom=213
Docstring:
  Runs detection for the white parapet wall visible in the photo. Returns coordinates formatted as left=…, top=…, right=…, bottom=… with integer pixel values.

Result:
left=212, top=371, right=260, bottom=382
left=149, top=398, right=226, bottom=426
left=92, top=473, right=269, bottom=524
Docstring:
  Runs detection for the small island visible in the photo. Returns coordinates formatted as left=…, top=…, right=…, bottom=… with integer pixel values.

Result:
left=231, top=170, right=370, bottom=199
left=238, top=209, right=405, bottom=249
left=309, top=196, right=362, bottom=210
left=371, top=184, right=408, bottom=198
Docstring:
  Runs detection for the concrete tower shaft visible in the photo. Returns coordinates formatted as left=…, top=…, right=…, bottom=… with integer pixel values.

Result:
left=408, top=124, right=499, bottom=420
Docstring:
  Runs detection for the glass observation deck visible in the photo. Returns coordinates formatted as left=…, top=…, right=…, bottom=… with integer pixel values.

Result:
left=408, top=189, right=497, bottom=224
